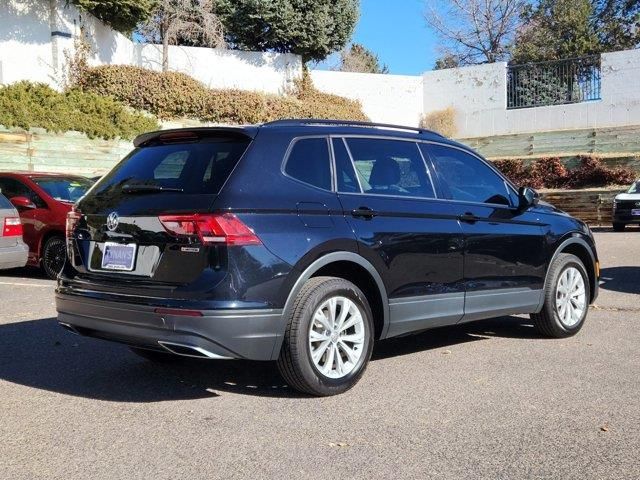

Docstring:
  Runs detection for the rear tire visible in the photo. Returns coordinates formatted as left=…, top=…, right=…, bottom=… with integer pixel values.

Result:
left=531, top=253, right=589, bottom=338
left=612, top=222, right=626, bottom=232
left=41, top=235, right=67, bottom=280
left=129, top=347, right=181, bottom=363
left=277, top=276, right=374, bottom=396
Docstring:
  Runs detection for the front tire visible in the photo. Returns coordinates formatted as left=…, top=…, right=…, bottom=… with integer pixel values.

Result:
left=277, top=276, right=374, bottom=396
left=42, top=235, right=67, bottom=279
left=612, top=222, right=626, bottom=232
left=531, top=253, right=589, bottom=338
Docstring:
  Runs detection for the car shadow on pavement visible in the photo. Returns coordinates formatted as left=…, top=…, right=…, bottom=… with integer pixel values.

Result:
left=0, top=315, right=542, bottom=401
left=599, top=267, right=640, bottom=295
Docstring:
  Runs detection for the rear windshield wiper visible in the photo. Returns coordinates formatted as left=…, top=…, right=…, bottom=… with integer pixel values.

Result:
left=121, top=184, right=184, bottom=194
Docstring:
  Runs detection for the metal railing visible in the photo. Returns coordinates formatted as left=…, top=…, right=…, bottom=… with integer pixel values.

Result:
left=507, top=55, right=601, bottom=109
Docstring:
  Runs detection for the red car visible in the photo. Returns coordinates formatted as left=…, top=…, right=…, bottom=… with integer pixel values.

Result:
left=0, top=172, right=94, bottom=278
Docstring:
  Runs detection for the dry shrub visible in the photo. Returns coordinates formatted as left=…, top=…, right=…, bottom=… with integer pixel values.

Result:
left=419, top=107, right=457, bottom=138
left=492, top=155, right=636, bottom=189
left=77, top=65, right=368, bottom=124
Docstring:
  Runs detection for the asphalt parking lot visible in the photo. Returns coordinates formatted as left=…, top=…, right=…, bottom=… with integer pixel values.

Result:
left=0, top=230, right=638, bottom=479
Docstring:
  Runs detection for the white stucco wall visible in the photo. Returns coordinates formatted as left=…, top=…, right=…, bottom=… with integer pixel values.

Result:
left=423, top=49, right=640, bottom=138
left=0, top=0, right=301, bottom=93
left=311, top=70, right=424, bottom=126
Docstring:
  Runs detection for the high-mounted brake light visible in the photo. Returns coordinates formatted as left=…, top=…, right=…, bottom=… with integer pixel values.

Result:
left=66, top=209, right=82, bottom=238
left=2, top=217, right=22, bottom=237
left=158, top=213, right=261, bottom=246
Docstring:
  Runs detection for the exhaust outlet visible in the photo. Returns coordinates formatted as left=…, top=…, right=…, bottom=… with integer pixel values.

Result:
left=59, top=322, right=80, bottom=335
left=157, top=341, right=231, bottom=359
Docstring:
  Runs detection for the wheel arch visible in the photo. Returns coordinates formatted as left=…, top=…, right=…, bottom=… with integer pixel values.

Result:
left=272, top=252, right=389, bottom=359
left=539, top=235, right=597, bottom=310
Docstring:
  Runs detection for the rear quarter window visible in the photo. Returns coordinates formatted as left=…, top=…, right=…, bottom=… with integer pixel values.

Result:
left=284, top=137, right=332, bottom=191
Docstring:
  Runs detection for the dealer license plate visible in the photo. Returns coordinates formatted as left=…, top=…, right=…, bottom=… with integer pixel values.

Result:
left=101, top=242, right=136, bottom=271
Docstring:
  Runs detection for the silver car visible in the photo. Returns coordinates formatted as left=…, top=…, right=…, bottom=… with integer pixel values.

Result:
left=0, top=192, right=28, bottom=270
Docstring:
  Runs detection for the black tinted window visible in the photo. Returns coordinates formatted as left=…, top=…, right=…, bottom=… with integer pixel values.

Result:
left=333, top=138, right=359, bottom=193
left=285, top=138, right=331, bottom=190
left=424, top=144, right=511, bottom=206
left=346, top=138, right=435, bottom=199
left=92, top=137, right=250, bottom=196
left=0, top=177, right=45, bottom=208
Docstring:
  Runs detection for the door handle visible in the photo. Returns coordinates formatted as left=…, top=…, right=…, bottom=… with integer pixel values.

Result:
left=351, top=207, right=377, bottom=219
left=458, top=212, right=478, bottom=223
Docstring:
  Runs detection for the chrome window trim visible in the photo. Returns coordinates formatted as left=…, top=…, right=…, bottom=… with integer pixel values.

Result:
left=280, top=135, right=335, bottom=193
left=321, top=133, right=519, bottom=209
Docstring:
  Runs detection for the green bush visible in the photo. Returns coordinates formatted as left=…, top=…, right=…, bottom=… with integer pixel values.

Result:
left=77, top=65, right=368, bottom=123
left=0, top=81, right=158, bottom=140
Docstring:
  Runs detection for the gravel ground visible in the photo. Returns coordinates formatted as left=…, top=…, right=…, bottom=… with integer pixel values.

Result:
left=0, top=230, right=638, bottom=479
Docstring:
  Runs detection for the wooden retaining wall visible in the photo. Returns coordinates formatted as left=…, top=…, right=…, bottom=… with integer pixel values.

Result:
left=460, top=125, right=640, bottom=173
left=0, top=127, right=134, bottom=176
left=540, top=187, right=625, bottom=225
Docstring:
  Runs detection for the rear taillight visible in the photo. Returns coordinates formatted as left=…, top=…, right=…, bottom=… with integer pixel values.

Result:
left=2, top=217, right=22, bottom=237
left=66, top=209, right=82, bottom=238
left=159, top=213, right=261, bottom=246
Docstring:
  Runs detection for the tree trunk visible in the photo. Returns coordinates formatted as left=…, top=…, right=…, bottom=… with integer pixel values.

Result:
left=162, top=33, right=169, bottom=72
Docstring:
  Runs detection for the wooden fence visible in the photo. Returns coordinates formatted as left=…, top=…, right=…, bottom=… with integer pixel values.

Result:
left=540, top=187, right=624, bottom=225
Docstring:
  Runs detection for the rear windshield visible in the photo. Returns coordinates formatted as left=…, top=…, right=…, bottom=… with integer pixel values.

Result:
left=33, top=176, right=93, bottom=202
left=92, top=137, right=250, bottom=197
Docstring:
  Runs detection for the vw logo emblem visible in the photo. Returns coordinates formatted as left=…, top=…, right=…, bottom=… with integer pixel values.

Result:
left=635, top=202, right=640, bottom=207
left=106, top=212, right=119, bottom=232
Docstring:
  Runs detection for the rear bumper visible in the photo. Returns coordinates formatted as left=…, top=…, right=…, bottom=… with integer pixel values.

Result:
left=0, top=242, right=29, bottom=270
left=55, top=293, right=284, bottom=360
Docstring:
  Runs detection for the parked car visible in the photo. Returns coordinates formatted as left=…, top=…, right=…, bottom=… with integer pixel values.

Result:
left=0, top=192, right=28, bottom=270
left=612, top=180, right=640, bottom=231
left=0, top=172, right=94, bottom=278
left=56, top=120, right=599, bottom=396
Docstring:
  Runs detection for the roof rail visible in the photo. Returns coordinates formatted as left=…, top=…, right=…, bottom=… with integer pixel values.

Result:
left=261, top=119, right=442, bottom=137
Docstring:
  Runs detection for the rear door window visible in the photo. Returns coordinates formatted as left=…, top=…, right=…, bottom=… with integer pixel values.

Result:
left=284, top=137, right=332, bottom=191
left=345, top=138, right=436, bottom=199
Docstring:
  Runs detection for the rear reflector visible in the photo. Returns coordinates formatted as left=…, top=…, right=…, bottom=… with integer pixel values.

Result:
left=154, top=308, right=203, bottom=317
left=2, top=217, right=22, bottom=237
left=159, top=213, right=261, bottom=246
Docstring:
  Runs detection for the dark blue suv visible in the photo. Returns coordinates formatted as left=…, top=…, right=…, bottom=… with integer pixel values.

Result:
left=57, top=119, right=599, bottom=396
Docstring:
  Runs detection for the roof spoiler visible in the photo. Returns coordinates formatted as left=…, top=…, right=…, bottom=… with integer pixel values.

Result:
left=133, top=126, right=258, bottom=147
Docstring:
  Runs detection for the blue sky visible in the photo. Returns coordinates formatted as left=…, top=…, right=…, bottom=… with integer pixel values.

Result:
left=318, top=0, right=438, bottom=75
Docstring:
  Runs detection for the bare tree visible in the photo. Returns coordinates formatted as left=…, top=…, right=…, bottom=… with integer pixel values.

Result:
left=139, top=0, right=225, bottom=72
left=425, top=0, right=527, bottom=66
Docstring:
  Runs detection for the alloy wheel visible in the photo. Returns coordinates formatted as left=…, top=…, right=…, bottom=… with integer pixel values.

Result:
left=555, top=266, right=586, bottom=327
left=308, top=296, right=366, bottom=379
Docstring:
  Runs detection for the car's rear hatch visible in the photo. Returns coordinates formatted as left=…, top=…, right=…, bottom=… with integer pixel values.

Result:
left=63, top=128, right=257, bottom=303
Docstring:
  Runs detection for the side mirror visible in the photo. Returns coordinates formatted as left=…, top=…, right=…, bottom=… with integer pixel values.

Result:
left=518, top=187, right=539, bottom=210
left=10, top=196, right=36, bottom=210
